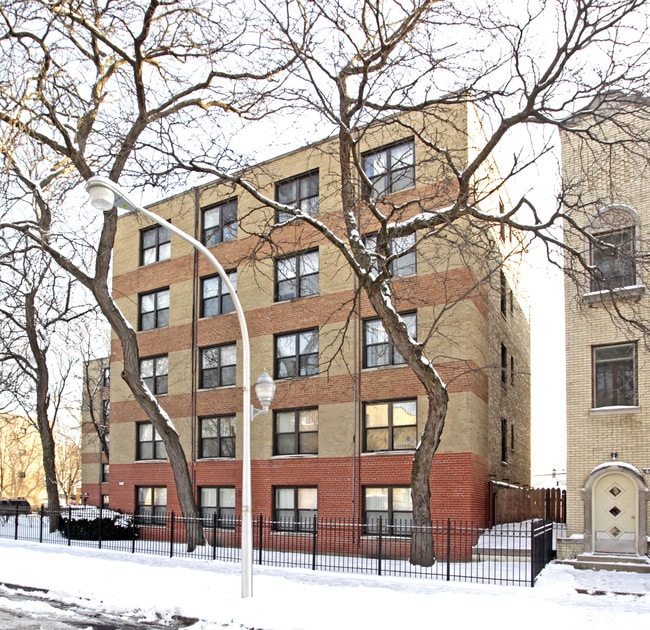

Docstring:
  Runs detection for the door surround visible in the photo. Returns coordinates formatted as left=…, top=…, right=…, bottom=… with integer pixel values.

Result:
left=582, top=462, right=649, bottom=555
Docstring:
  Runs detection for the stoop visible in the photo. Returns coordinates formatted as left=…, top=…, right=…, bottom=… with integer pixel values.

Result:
left=558, top=553, right=650, bottom=573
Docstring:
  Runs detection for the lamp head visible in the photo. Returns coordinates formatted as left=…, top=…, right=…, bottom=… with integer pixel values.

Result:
left=254, top=370, right=276, bottom=410
left=86, top=177, right=116, bottom=212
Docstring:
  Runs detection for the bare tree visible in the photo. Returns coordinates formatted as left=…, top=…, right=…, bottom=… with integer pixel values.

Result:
left=56, top=429, right=82, bottom=506
left=0, top=233, right=94, bottom=528
left=171, top=0, right=650, bottom=564
left=0, top=0, right=298, bottom=549
left=1, top=0, right=650, bottom=562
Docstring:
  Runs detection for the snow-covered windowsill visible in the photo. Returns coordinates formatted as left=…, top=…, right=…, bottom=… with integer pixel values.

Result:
left=583, top=285, right=645, bottom=305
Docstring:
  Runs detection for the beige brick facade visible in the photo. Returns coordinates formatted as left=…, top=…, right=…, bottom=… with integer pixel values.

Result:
left=560, top=107, right=650, bottom=559
left=82, top=105, right=531, bottom=525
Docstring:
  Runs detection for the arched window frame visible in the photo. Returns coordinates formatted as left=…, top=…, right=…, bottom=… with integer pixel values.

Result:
left=584, top=204, right=643, bottom=301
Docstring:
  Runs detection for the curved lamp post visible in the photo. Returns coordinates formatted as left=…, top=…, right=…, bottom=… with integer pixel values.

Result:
left=86, top=175, right=275, bottom=598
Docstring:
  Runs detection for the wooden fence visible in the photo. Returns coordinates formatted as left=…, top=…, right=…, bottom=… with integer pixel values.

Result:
left=488, top=481, right=565, bottom=526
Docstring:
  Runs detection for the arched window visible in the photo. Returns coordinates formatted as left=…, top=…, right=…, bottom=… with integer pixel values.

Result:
left=588, top=205, right=638, bottom=292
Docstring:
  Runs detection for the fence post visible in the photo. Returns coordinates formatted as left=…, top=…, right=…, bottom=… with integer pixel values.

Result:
left=446, top=518, right=451, bottom=581
left=212, top=512, right=217, bottom=561
left=257, top=514, right=264, bottom=566
left=67, top=506, right=72, bottom=546
left=377, top=517, right=383, bottom=577
left=131, top=513, right=137, bottom=554
left=311, top=515, right=318, bottom=571
left=169, top=512, right=175, bottom=558
left=13, top=507, right=18, bottom=540
left=39, top=505, right=44, bottom=544
left=98, top=505, right=103, bottom=550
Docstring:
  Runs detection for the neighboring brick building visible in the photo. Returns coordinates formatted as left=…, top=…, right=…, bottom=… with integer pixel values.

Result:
left=559, top=99, right=650, bottom=561
left=82, top=105, right=531, bottom=530
left=81, top=357, right=111, bottom=508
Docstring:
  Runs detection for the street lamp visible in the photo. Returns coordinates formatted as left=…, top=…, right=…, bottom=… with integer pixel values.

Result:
left=86, top=175, right=274, bottom=598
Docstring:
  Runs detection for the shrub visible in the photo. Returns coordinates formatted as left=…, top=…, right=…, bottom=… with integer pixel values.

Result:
left=59, top=510, right=138, bottom=541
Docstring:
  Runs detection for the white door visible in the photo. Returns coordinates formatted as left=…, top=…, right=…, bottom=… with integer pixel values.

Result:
left=593, top=472, right=637, bottom=553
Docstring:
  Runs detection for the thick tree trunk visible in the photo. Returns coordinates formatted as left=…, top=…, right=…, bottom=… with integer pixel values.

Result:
left=25, top=290, right=61, bottom=532
left=410, top=389, right=448, bottom=566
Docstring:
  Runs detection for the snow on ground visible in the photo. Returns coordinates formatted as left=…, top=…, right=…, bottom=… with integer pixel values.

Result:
left=0, top=539, right=648, bottom=629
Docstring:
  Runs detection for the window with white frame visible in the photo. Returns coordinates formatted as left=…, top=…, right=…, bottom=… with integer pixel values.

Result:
left=275, top=250, right=319, bottom=301
left=363, top=313, right=416, bottom=368
left=590, top=227, right=635, bottom=292
left=140, top=355, right=168, bottom=395
left=364, top=400, right=417, bottom=452
left=363, top=487, right=412, bottom=535
left=362, top=140, right=415, bottom=198
left=276, top=171, right=319, bottom=222
left=275, top=329, right=319, bottom=379
left=198, top=416, right=236, bottom=459
left=140, top=224, right=170, bottom=266
left=274, top=408, right=318, bottom=455
left=366, top=233, right=416, bottom=277
left=200, top=271, right=237, bottom=317
left=200, top=344, right=236, bottom=389
left=199, top=487, right=236, bottom=528
left=135, top=486, right=167, bottom=525
left=593, top=342, right=636, bottom=408
left=202, top=198, right=237, bottom=246
left=136, top=422, right=167, bottom=460
left=273, top=487, right=317, bottom=532
left=138, top=288, right=170, bottom=331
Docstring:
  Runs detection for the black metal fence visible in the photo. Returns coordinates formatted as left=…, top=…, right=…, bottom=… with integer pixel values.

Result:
left=0, top=506, right=556, bottom=587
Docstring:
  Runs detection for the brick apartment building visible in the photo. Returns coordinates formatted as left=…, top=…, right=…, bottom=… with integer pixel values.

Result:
left=81, top=105, right=531, bottom=530
left=559, top=99, right=650, bottom=561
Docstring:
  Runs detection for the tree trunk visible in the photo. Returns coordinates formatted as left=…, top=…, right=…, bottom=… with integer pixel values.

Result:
left=92, top=273, right=205, bottom=551
left=363, top=287, right=449, bottom=566
left=410, top=389, right=448, bottom=566
left=25, top=290, right=61, bottom=532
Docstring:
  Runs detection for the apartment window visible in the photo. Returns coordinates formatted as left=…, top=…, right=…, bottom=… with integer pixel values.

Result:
left=593, top=343, right=636, bottom=408
left=201, top=271, right=237, bottom=317
left=140, top=224, right=170, bottom=266
left=102, top=367, right=110, bottom=387
left=366, top=233, right=416, bottom=277
left=274, top=409, right=318, bottom=455
left=135, top=486, right=167, bottom=525
left=275, top=329, right=319, bottom=379
left=139, top=288, right=170, bottom=331
left=101, top=495, right=109, bottom=509
left=136, top=422, right=167, bottom=460
left=501, top=418, right=508, bottom=464
left=140, top=355, right=168, bottom=395
left=364, top=400, right=417, bottom=452
left=276, top=171, right=319, bottom=222
left=363, top=313, right=416, bottom=368
left=500, top=271, right=507, bottom=317
left=199, top=487, right=235, bottom=528
left=364, top=487, right=412, bottom=536
left=200, top=344, right=236, bottom=389
left=101, top=399, right=110, bottom=421
left=202, top=198, right=237, bottom=246
left=275, top=250, right=319, bottom=301
left=199, top=416, right=236, bottom=459
left=274, top=487, right=317, bottom=532
left=363, top=139, right=415, bottom=198
left=500, top=344, right=508, bottom=388
left=590, top=227, right=635, bottom=292
left=510, top=356, right=515, bottom=386
left=101, top=464, right=110, bottom=483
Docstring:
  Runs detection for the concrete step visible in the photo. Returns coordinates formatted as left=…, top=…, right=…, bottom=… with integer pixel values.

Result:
left=559, top=553, right=650, bottom=573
